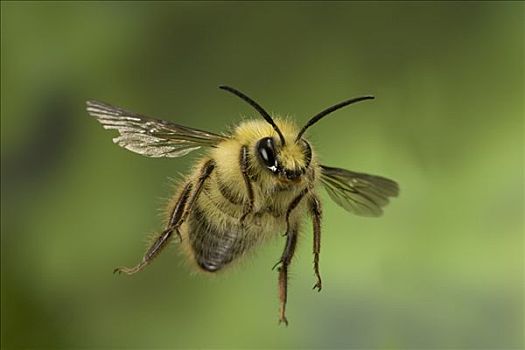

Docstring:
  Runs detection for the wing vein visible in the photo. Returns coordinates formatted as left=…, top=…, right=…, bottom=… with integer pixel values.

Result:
left=87, top=100, right=226, bottom=158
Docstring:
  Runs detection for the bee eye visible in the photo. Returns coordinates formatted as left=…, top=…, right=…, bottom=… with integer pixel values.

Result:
left=257, top=137, right=277, bottom=171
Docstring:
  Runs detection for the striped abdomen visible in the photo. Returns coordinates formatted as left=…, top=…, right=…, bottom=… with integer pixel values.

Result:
left=187, top=205, right=251, bottom=272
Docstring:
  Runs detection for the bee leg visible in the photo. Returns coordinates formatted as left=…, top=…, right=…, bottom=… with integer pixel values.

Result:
left=163, top=182, right=195, bottom=243
left=176, top=160, right=216, bottom=225
left=309, top=194, right=323, bottom=291
left=113, top=182, right=193, bottom=275
left=239, top=145, right=254, bottom=225
left=115, top=160, right=216, bottom=275
left=272, top=189, right=307, bottom=268
left=113, top=228, right=175, bottom=275
left=276, top=223, right=298, bottom=326
left=283, top=188, right=309, bottom=236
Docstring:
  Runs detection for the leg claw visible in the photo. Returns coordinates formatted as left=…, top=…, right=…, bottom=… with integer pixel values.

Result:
left=313, top=280, right=322, bottom=292
left=113, top=266, right=130, bottom=275
left=278, top=316, right=289, bottom=326
left=113, top=262, right=145, bottom=275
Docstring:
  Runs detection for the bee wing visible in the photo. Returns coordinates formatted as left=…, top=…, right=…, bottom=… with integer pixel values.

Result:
left=86, top=100, right=226, bottom=158
left=320, top=165, right=399, bottom=217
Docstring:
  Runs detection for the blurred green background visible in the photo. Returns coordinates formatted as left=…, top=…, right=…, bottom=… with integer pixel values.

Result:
left=1, top=1, right=523, bottom=349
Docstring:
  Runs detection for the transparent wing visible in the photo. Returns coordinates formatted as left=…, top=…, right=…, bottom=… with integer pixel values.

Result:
left=86, top=100, right=226, bottom=158
left=320, top=165, right=399, bottom=217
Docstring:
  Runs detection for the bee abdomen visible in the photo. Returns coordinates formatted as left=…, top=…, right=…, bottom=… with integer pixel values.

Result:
left=188, top=206, right=247, bottom=272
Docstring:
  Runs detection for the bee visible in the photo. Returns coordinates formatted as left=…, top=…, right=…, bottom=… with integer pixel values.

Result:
left=86, top=86, right=399, bottom=325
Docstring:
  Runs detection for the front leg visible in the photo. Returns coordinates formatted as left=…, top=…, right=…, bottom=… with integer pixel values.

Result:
left=308, top=194, right=323, bottom=291
left=239, top=145, right=255, bottom=224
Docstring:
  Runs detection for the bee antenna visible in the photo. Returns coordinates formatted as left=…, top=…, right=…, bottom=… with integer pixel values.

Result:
left=296, top=95, right=375, bottom=141
left=219, top=85, right=286, bottom=145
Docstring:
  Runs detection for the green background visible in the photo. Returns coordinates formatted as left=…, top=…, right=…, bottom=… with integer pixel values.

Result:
left=1, top=2, right=523, bottom=349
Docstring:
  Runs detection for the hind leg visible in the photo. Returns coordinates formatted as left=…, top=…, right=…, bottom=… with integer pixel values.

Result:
left=113, top=182, right=192, bottom=275
left=115, top=160, right=215, bottom=275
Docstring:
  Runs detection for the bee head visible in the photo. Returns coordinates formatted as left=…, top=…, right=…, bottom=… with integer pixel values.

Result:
left=220, top=85, right=374, bottom=181
left=255, top=135, right=312, bottom=181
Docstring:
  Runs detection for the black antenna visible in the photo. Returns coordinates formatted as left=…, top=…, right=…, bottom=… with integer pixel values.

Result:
left=296, top=95, right=375, bottom=141
left=219, top=86, right=286, bottom=145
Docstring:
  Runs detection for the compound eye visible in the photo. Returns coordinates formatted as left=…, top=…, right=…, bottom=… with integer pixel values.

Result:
left=257, top=137, right=277, bottom=171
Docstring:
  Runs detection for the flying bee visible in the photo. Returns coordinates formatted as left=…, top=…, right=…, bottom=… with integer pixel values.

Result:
left=86, top=86, right=399, bottom=325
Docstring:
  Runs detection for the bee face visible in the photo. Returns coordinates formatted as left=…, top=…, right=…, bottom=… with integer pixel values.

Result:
left=255, top=135, right=312, bottom=181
